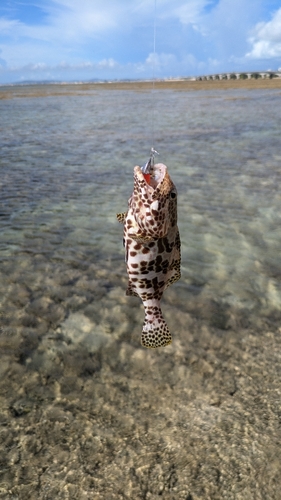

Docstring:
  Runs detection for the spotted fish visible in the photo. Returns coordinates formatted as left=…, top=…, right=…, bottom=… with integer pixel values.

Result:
left=117, top=162, right=181, bottom=348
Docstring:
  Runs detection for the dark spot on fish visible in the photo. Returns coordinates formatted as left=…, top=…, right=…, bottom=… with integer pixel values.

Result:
left=163, top=237, right=174, bottom=253
left=158, top=239, right=165, bottom=253
left=156, top=255, right=162, bottom=265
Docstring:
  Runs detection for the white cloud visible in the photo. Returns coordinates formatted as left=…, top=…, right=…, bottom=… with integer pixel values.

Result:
left=133, top=51, right=202, bottom=77
left=134, top=0, right=209, bottom=22
left=168, top=0, right=210, bottom=26
left=0, top=17, right=23, bottom=34
left=246, top=8, right=281, bottom=59
left=0, top=0, right=141, bottom=76
left=0, top=1, right=123, bottom=68
left=98, top=58, right=118, bottom=69
left=145, top=52, right=176, bottom=68
left=47, top=1, right=119, bottom=39
left=0, top=58, right=119, bottom=74
left=1, top=0, right=281, bottom=83
left=0, top=1, right=124, bottom=45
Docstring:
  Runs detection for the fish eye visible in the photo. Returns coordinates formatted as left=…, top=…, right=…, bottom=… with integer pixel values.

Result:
left=170, top=191, right=177, bottom=199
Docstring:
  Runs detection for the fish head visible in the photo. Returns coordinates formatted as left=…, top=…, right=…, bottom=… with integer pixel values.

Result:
left=129, top=163, right=178, bottom=239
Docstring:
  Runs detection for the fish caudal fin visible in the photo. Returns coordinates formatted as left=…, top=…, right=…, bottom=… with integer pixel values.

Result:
left=141, top=305, right=172, bottom=348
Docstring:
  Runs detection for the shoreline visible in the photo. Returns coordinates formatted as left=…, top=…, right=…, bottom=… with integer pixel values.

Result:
left=1, top=78, right=281, bottom=99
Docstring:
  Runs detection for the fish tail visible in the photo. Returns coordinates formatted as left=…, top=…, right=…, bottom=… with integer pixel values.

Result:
left=141, top=304, right=172, bottom=348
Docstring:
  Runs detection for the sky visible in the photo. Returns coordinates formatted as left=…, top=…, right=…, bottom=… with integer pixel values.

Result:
left=0, top=0, right=281, bottom=84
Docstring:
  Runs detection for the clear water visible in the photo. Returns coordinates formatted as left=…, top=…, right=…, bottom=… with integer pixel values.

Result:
left=1, top=88, right=281, bottom=338
left=1, top=86, right=281, bottom=498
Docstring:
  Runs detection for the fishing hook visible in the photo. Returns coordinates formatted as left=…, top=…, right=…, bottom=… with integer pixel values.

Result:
left=141, top=147, right=159, bottom=175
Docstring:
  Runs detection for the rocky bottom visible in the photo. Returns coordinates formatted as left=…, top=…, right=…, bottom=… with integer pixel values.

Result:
left=1, top=291, right=281, bottom=500
left=1, top=85, right=281, bottom=499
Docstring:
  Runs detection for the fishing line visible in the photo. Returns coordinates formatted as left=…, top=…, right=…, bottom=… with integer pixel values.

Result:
left=142, top=0, right=159, bottom=178
left=152, top=0, right=156, bottom=151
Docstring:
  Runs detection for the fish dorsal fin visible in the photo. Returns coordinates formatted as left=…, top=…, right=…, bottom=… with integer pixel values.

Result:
left=116, top=212, right=127, bottom=224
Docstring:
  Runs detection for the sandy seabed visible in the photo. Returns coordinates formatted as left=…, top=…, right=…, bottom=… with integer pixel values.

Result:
left=1, top=83, right=281, bottom=499
left=1, top=299, right=281, bottom=500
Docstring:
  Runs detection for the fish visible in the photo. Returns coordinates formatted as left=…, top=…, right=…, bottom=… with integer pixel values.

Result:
left=117, top=162, right=181, bottom=348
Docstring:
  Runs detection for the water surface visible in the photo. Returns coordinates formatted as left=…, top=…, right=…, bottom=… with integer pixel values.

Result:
left=1, top=87, right=281, bottom=333
left=1, top=86, right=281, bottom=499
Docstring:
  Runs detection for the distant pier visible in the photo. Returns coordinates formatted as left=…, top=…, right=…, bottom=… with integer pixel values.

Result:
left=196, top=71, right=281, bottom=81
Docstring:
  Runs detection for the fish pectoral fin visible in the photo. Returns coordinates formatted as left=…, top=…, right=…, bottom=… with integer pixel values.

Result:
left=116, top=212, right=127, bottom=223
left=126, top=281, right=139, bottom=297
left=141, top=308, right=172, bottom=348
left=164, top=260, right=181, bottom=290
left=132, top=235, right=153, bottom=242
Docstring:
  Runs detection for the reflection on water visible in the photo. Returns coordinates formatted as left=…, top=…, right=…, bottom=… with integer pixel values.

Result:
left=1, top=86, right=281, bottom=498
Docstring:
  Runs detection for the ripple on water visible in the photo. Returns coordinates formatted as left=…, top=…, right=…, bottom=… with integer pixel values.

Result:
left=1, top=87, right=281, bottom=499
left=1, top=89, right=281, bottom=339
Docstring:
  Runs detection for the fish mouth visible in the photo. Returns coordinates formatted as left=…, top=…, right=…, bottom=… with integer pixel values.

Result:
left=150, top=163, right=166, bottom=187
left=136, top=163, right=167, bottom=190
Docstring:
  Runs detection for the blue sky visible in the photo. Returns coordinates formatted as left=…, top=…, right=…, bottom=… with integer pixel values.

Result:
left=0, top=0, right=281, bottom=83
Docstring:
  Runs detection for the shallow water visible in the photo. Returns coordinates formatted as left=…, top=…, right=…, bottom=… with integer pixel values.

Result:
left=1, top=88, right=281, bottom=335
left=1, top=86, right=281, bottom=498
